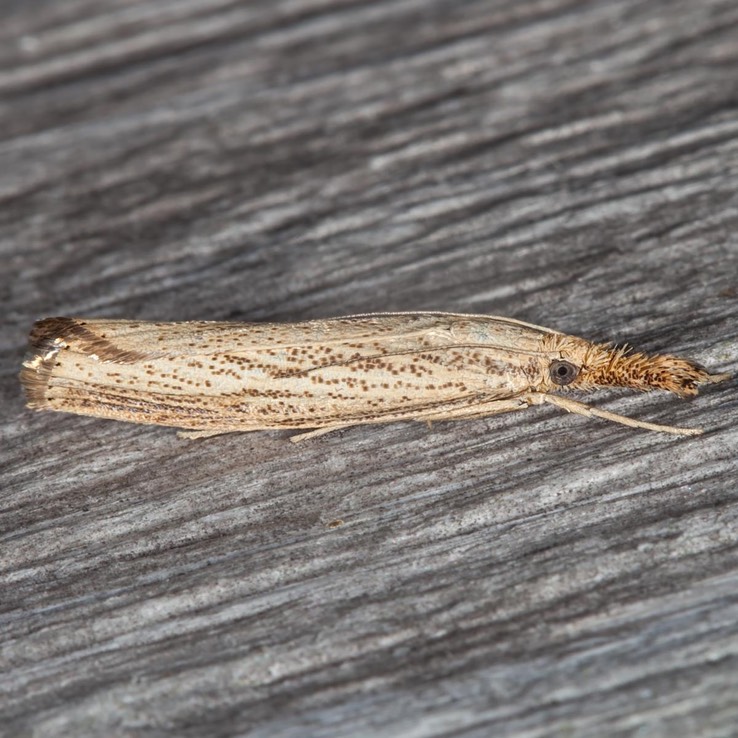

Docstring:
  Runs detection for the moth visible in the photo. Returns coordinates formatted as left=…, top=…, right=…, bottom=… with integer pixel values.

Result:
left=21, top=313, right=728, bottom=441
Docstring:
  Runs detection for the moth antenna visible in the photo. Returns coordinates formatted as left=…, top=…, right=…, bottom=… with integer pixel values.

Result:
left=543, top=395, right=702, bottom=435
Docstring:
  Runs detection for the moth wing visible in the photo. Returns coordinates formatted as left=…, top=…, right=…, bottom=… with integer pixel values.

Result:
left=24, top=314, right=458, bottom=364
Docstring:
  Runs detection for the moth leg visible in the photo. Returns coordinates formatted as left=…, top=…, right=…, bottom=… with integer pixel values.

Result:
left=289, top=425, right=352, bottom=443
left=417, top=397, right=530, bottom=422
left=539, top=393, right=702, bottom=436
left=177, top=429, right=236, bottom=440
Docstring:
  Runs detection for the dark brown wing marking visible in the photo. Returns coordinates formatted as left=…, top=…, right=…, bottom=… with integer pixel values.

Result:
left=28, top=317, right=151, bottom=363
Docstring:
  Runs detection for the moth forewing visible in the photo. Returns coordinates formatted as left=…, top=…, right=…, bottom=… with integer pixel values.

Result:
left=21, top=313, right=728, bottom=438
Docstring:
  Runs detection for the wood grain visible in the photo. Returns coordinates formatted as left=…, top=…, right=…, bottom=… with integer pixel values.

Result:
left=1, top=1, right=737, bottom=736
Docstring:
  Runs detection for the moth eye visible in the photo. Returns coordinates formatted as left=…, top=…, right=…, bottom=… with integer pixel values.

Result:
left=550, top=360, right=579, bottom=386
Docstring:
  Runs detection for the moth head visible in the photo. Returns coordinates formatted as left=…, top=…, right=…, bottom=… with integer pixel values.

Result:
left=547, top=338, right=729, bottom=397
left=540, top=338, right=589, bottom=392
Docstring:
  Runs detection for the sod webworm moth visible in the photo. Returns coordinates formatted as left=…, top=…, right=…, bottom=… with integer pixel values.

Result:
left=21, top=313, right=728, bottom=441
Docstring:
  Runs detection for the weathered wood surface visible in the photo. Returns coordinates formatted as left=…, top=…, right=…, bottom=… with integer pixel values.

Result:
left=1, top=0, right=737, bottom=736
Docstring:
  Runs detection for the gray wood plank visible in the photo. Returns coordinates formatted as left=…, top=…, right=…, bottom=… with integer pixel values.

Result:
left=1, top=0, right=737, bottom=736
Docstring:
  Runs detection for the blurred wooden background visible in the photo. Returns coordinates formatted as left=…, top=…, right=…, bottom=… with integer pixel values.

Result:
left=2, top=1, right=737, bottom=736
